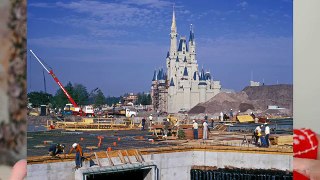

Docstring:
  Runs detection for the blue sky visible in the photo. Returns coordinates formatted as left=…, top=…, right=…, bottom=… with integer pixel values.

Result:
left=27, top=0, right=292, bottom=96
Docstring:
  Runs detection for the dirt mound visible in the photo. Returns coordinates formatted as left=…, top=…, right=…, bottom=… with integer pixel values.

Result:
left=188, top=84, right=293, bottom=116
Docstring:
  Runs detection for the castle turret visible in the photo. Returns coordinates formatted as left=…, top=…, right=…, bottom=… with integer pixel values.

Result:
left=170, top=6, right=178, bottom=58
left=189, top=24, right=196, bottom=63
left=168, top=77, right=175, bottom=113
left=198, top=69, right=207, bottom=103
left=177, top=37, right=187, bottom=55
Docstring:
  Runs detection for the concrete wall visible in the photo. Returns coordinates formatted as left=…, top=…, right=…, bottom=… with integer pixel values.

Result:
left=294, top=0, right=320, bottom=133
left=27, top=151, right=292, bottom=180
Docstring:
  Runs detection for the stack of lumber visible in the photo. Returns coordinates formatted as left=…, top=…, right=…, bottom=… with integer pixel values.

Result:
left=271, top=135, right=293, bottom=146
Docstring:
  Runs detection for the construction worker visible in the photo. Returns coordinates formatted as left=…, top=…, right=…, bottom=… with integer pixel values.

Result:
left=250, top=112, right=256, bottom=119
left=254, top=125, right=262, bottom=145
left=163, top=119, right=169, bottom=138
left=192, top=120, right=199, bottom=140
left=264, top=123, right=270, bottom=147
left=141, top=117, right=146, bottom=131
left=148, top=114, right=153, bottom=131
left=69, top=143, right=83, bottom=169
left=48, top=143, right=65, bottom=158
left=220, top=112, right=223, bottom=121
left=202, top=121, right=208, bottom=140
left=204, top=114, right=208, bottom=122
left=229, top=109, right=233, bottom=119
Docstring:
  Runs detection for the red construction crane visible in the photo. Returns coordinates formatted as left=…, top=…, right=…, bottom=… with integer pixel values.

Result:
left=30, top=50, right=94, bottom=116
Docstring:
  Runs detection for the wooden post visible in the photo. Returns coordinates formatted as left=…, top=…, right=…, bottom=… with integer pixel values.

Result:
left=105, top=151, right=114, bottom=166
left=125, top=150, right=132, bottom=164
left=94, top=152, right=102, bottom=167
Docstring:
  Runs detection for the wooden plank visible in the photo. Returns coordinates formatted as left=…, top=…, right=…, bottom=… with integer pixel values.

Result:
left=117, top=150, right=127, bottom=164
left=94, top=152, right=102, bottom=167
left=125, top=150, right=132, bottom=164
left=105, top=151, right=114, bottom=166
left=136, top=149, right=145, bottom=162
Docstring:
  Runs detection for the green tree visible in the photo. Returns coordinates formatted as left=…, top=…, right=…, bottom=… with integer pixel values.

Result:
left=94, top=89, right=106, bottom=108
left=105, top=96, right=121, bottom=106
left=73, top=83, right=89, bottom=106
left=136, top=92, right=152, bottom=105
left=52, top=82, right=74, bottom=108
left=27, top=91, right=53, bottom=107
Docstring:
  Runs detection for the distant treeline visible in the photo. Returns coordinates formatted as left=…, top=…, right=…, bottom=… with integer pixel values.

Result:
left=27, top=82, right=151, bottom=109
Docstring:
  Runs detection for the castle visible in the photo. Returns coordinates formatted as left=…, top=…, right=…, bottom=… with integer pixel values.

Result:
left=151, top=8, right=221, bottom=113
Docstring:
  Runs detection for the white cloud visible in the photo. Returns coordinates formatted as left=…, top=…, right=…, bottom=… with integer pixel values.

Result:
left=28, top=2, right=54, bottom=8
left=197, top=36, right=292, bottom=66
left=28, top=35, right=168, bottom=63
left=238, top=1, right=248, bottom=10
left=249, top=14, right=258, bottom=19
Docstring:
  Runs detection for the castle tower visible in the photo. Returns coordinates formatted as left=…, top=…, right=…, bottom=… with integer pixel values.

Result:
left=182, top=67, right=191, bottom=109
left=168, top=77, right=175, bottom=113
left=157, top=68, right=168, bottom=113
left=188, top=24, right=196, bottom=63
left=151, top=8, right=221, bottom=113
left=169, top=6, right=177, bottom=58
left=198, top=69, right=207, bottom=103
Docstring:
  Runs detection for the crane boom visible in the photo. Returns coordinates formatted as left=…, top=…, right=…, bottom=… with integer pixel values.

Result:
left=29, top=50, right=79, bottom=108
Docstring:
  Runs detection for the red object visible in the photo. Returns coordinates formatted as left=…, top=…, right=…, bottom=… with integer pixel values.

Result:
left=29, top=50, right=95, bottom=117
left=107, top=147, right=112, bottom=151
left=49, top=125, right=55, bottom=129
left=97, top=136, right=103, bottom=147
left=293, top=129, right=319, bottom=180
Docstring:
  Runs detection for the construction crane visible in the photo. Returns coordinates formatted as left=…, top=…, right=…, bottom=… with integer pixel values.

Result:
left=29, top=50, right=94, bottom=117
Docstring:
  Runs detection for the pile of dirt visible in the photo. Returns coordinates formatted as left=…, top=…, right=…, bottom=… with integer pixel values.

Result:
left=188, top=84, right=293, bottom=116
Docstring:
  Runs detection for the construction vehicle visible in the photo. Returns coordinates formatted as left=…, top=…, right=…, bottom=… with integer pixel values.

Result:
left=167, top=114, right=179, bottom=126
left=30, top=50, right=95, bottom=117
left=106, top=107, right=137, bottom=118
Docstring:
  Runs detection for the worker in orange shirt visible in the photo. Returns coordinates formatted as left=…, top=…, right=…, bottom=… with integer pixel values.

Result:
left=69, top=143, right=84, bottom=169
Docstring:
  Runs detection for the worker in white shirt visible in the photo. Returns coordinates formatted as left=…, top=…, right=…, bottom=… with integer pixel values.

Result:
left=220, top=112, right=224, bottom=121
left=192, top=120, right=199, bottom=139
left=254, top=125, right=263, bottom=145
left=264, top=123, right=270, bottom=147
left=202, top=121, right=208, bottom=140
left=148, top=114, right=153, bottom=131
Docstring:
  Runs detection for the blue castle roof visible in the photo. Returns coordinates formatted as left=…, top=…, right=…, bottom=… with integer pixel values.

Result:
left=170, top=78, right=175, bottom=86
left=183, top=67, right=188, bottom=76
left=152, top=70, right=157, bottom=81
left=193, top=71, right=197, bottom=80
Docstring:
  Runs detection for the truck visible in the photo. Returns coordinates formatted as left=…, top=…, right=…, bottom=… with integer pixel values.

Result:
left=30, top=50, right=95, bottom=117
left=106, top=107, right=137, bottom=118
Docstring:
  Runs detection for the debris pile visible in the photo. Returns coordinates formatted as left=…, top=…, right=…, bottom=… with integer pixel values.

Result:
left=189, top=84, right=293, bottom=116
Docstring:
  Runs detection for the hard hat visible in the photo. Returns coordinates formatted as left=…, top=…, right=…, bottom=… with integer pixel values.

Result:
left=231, top=109, right=232, bottom=110
left=193, top=120, right=195, bottom=123
left=167, top=119, right=170, bottom=122
left=260, top=125, right=263, bottom=127
left=72, top=143, right=78, bottom=148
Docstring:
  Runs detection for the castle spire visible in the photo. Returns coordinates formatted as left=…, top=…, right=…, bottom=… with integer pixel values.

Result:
left=171, top=5, right=176, bottom=32
left=169, top=4, right=178, bottom=57
left=189, top=24, right=194, bottom=43
left=170, top=77, right=175, bottom=86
